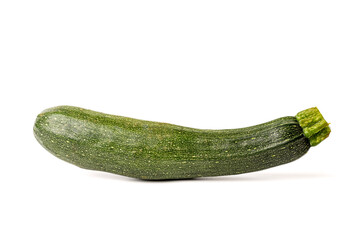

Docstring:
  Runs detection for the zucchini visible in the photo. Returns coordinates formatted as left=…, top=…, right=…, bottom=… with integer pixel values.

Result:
left=33, top=106, right=330, bottom=180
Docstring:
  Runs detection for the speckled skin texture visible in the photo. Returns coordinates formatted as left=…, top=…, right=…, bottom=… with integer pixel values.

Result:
left=34, top=106, right=312, bottom=180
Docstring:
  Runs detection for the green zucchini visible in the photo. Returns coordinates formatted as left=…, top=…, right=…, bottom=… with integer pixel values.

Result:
left=33, top=106, right=330, bottom=180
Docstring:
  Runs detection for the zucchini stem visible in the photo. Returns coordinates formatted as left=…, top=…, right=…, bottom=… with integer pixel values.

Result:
left=296, top=107, right=331, bottom=146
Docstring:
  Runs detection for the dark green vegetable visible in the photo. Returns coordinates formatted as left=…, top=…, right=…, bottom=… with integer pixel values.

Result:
left=33, top=106, right=330, bottom=180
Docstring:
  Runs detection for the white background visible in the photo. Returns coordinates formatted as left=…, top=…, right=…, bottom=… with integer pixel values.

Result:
left=1, top=1, right=361, bottom=239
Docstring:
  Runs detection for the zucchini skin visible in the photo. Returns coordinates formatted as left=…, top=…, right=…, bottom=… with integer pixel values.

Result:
left=34, top=106, right=311, bottom=180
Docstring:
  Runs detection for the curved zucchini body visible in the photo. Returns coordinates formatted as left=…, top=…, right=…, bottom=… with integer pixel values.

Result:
left=33, top=106, right=330, bottom=180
